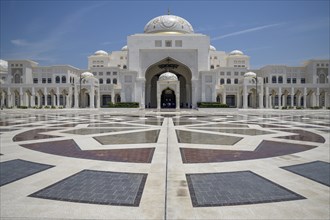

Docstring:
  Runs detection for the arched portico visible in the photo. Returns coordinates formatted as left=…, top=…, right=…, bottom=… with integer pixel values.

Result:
left=145, top=57, right=191, bottom=108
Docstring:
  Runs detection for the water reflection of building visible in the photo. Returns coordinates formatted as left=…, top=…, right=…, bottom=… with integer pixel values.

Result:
left=0, top=14, right=329, bottom=109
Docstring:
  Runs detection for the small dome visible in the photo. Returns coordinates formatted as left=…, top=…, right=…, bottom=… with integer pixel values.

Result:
left=81, top=71, right=94, bottom=78
left=209, top=45, right=216, bottom=51
left=159, top=72, right=178, bottom=81
left=144, top=14, right=194, bottom=34
left=94, top=50, right=108, bottom=56
left=244, top=71, right=257, bottom=78
left=229, top=50, right=244, bottom=55
left=121, top=45, right=128, bottom=51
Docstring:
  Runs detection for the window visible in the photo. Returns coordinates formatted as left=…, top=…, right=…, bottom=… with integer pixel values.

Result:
left=301, top=78, right=306, bottom=84
left=123, top=65, right=127, bottom=69
left=11, top=64, right=14, bottom=67
left=278, top=76, right=283, bottom=84
left=226, top=72, right=231, bottom=76
left=155, top=40, right=162, bottom=47
left=241, top=72, right=245, bottom=76
left=113, top=72, right=117, bottom=75
left=234, top=72, right=239, bottom=76
left=33, top=78, right=38, bottom=84
left=48, top=78, right=52, bottom=83
left=106, top=72, right=111, bottom=75
left=20, top=64, right=23, bottom=67
left=234, top=79, right=238, bottom=84
left=272, top=76, right=277, bottom=83
left=165, top=40, right=172, bottom=47
left=99, top=72, right=103, bottom=76
left=220, top=79, right=224, bottom=84
left=227, top=79, right=231, bottom=84
left=55, top=76, right=60, bottom=83
left=99, top=79, right=103, bottom=84
left=220, top=72, right=225, bottom=76
left=210, top=65, right=214, bottom=69
left=93, top=72, right=97, bottom=76
left=42, top=78, right=46, bottom=84
left=266, top=77, right=268, bottom=83
left=292, top=78, right=297, bottom=84
left=62, top=76, right=66, bottom=83
left=287, top=78, right=291, bottom=83
left=175, top=40, right=182, bottom=47
left=106, top=78, right=111, bottom=84
left=113, top=78, right=117, bottom=84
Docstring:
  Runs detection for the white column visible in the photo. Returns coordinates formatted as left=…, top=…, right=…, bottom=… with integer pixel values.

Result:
left=265, top=87, right=269, bottom=108
left=111, top=88, right=115, bottom=104
left=278, top=87, right=282, bottom=108
left=186, top=83, right=191, bottom=107
left=19, top=87, right=24, bottom=106
left=290, top=88, right=294, bottom=107
left=44, top=88, right=48, bottom=106
left=7, top=88, right=11, bottom=108
left=157, top=83, right=160, bottom=111
left=269, top=95, right=273, bottom=108
left=96, top=91, right=100, bottom=108
left=259, top=87, right=264, bottom=108
left=222, top=90, right=226, bottom=104
left=90, top=88, right=95, bottom=108
left=243, top=86, right=248, bottom=109
left=236, top=90, right=240, bottom=108
left=74, top=85, right=79, bottom=108
left=303, top=87, right=307, bottom=108
left=176, top=82, right=180, bottom=110
left=56, top=87, right=60, bottom=107
left=282, top=94, right=286, bottom=107
left=316, top=88, right=320, bottom=107
left=324, top=92, right=328, bottom=108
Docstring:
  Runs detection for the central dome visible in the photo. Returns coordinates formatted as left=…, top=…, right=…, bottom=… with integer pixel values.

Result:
left=144, top=14, right=194, bottom=34
left=159, top=72, right=178, bottom=81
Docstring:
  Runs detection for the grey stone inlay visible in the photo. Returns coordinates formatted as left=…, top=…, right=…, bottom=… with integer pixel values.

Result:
left=191, top=128, right=272, bottom=136
left=94, top=130, right=160, bottom=145
left=63, top=128, right=140, bottom=135
left=29, top=170, right=147, bottom=206
left=0, top=159, right=54, bottom=186
left=281, top=161, right=330, bottom=187
left=176, top=130, right=242, bottom=145
left=186, top=171, right=305, bottom=207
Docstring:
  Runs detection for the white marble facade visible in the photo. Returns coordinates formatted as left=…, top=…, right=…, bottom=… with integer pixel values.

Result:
left=0, top=14, right=329, bottom=109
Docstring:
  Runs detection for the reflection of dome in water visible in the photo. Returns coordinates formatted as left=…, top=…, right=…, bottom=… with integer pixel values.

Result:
left=144, top=14, right=194, bottom=34
left=159, top=72, right=178, bottom=81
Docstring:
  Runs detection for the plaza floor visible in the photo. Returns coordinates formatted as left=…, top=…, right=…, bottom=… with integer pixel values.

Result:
left=0, top=108, right=329, bottom=220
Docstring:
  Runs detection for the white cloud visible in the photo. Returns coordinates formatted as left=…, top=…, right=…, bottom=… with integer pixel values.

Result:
left=11, top=39, right=30, bottom=46
left=211, top=23, right=284, bottom=41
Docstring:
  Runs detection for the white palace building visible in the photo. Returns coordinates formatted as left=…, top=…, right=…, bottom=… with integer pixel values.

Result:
left=0, top=13, right=329, bottom=110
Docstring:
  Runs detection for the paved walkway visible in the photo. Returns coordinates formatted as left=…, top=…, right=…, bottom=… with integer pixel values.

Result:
left=0, top=108, right=329, bottom=219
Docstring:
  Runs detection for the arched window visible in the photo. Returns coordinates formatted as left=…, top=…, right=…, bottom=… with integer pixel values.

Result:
left=278, top=76, right=283, bottom=84
left=227, top=79, right=231, bottom=84
left=99, top=78, right=103, bottom=84
left=220, top=79, right=224, bottom=85
left=123, top=65, right=127, bottom=69
left=210, top=65, right=214, bottom=69
left=55, top=76, right=60, bottom=83
left=14, top=74, right=20, bottom=83
left=272, top=76, right=277, bottom=83
left=319, top=74, right=326, bottom=84
left=234, top=79, right=238, bottom=84
left=106, top=78, right=111, bottom=84
left=113, top=78, right=117, bottom=84
left=62, top=76, right=66, bottom=83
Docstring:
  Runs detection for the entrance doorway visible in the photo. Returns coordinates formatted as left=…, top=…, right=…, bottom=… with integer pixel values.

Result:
left=161, top=89, right=176, bottom=108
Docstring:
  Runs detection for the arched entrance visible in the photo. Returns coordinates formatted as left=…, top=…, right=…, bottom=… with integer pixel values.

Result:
left=145, top=57, right=192, bottom=108
left=161, top=88, right=176, bottom=108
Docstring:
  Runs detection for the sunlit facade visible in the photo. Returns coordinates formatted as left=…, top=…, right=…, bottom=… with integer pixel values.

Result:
left=0, top=14, right=329, bottom=109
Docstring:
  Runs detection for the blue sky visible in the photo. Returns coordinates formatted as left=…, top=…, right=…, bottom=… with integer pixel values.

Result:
left=1, top=0, right=329, bottom=69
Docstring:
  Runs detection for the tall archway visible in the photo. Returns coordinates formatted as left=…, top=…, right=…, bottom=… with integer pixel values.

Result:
left=145, top=57, right=192, bottom=108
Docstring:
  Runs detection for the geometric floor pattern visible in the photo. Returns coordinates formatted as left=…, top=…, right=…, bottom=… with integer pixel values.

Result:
left=281, top=161, right=330, bottom=187
left=1, top=109, right=329, bottom=219
left=186, top=171, right=305, bottom=207
left=29, top=170, right=147, bottom=206
left=0, top=159, right=54, bottom=186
